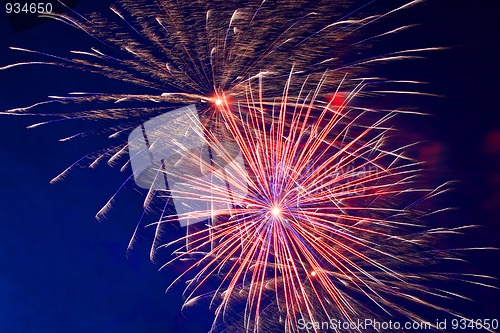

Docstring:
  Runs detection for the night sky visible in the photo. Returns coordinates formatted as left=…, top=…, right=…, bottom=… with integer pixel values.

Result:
left=0, top=1, right=498, bottom=332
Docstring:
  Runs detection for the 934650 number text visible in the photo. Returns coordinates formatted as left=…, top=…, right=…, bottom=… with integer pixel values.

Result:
left=6, top=2, right=53, bottom=14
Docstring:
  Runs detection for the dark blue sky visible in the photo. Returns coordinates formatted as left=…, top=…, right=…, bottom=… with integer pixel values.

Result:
left=0, top=2, right=213, bottom=332
left=0, top=1, right=498, bottom=332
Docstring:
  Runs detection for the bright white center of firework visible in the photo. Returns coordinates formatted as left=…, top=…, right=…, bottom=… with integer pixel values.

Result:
left=215, top=99, right=222, bottom=106
left=271, top=206, right=282, bottom=217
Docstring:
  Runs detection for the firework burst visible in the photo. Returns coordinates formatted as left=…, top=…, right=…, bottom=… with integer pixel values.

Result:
left=1, top=0, right=438, bottom=179
left=147, top=73, right=495, bottom=332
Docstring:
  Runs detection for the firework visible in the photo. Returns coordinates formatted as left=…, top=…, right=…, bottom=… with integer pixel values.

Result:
left=1, top=0, right=438, bottom=183
left=0, top=0, right=441, bottom=249
left=1, top=1, right=496, bottom=332
left=145, top=73, right=494, bottom=332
